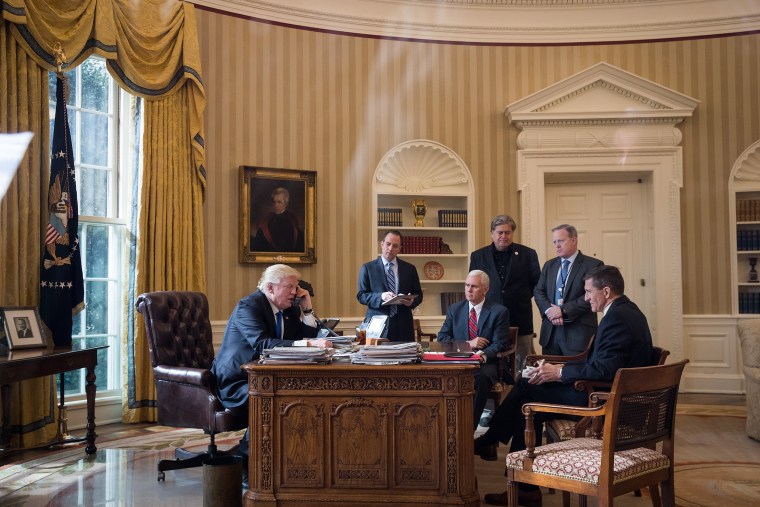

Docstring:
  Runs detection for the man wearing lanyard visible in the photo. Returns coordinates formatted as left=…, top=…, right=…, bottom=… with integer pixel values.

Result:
left=533, top=224, right=603, bottom=356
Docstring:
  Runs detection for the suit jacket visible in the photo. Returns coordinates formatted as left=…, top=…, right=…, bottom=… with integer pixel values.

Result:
left=437, top=299, right=511, bottom=363
left=534, top=251, right=604, bottom=354
left=562, top=295, right=654, bottom=384
left=357, top=257, right=422, bottom=340
left=469, top=243, right=540, bottom=335
left=211, top=290, right=318, bottom=408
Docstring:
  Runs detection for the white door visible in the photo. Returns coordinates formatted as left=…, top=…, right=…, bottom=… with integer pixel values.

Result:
left=545, top=177, right=655, bottom=334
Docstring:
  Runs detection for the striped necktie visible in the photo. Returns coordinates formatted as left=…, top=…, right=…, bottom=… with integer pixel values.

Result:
left=386, top=262, right=397, bottom=317
left=468, top=307, right=477, bottom=341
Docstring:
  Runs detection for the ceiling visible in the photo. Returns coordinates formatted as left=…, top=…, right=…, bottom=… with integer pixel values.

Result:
left=190, top=0, right=760, bottom=44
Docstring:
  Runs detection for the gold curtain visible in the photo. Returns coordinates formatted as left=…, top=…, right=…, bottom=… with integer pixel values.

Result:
left=0, top=19, right=58, bottom=448
left=2, top=0, right=207, bottom=426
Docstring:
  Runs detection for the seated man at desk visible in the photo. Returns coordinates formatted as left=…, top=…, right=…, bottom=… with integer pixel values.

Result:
left=437, top=270, right=511, bottom=428
left=211, top=263, right=332, bottom=487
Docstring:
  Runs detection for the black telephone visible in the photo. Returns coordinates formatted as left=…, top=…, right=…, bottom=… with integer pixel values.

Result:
left=293, top=280, right=314, bottom=307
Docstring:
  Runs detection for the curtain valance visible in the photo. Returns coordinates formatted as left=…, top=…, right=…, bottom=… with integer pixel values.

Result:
left=2, top=0, right=206, bottom=185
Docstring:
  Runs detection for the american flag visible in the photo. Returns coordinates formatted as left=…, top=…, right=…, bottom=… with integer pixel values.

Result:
left=39, top=75, right=84, bottom=346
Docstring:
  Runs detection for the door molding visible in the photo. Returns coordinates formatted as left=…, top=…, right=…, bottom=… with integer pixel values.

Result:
left=505, top=62, right=698, bottom=360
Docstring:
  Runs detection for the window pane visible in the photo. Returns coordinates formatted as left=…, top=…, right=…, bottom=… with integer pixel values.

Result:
left=85, top=281, right=108, bottom=335
left=83, top=225, right=109, bottom=278
left=86, top=336, right=110, bottom=390
left=48, top=70, right=76, bottom=105
left=68, top=108, right=78, bottom=156
left=80, top=59, right=109, bottom=112
left=79, top=167, right=108, bottom=216
left=80, top=111, right=109, bottom=166
left=72, top=309, right=82, bottom=336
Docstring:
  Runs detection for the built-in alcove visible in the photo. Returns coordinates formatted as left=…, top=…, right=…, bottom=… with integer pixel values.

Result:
left=505, top=62, right=698, bottom=361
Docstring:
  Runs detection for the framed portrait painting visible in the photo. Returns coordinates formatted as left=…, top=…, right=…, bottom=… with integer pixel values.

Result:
left=1, top=307, right=48, bottom=350
left=240, top=166, right=316, bottom=264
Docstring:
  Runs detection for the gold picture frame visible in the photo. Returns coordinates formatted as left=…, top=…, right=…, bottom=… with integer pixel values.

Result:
left=240, top=166, right=316, bottom=264
left=0, top=306, right=48, bottom=350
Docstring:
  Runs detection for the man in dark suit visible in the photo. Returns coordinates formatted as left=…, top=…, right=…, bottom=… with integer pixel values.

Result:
left=469, top=215, right=540, bottom=374
left=476, top=265, right=654, bottom=507
left=534, top=224, right=604, bottom=356
left=437, top=270, right=511, bottom=426
left=211, top=263, right=331, bottom=487
left=15, top=318, right=32, bottom=338
left=357, top=230, right=422, bottom=341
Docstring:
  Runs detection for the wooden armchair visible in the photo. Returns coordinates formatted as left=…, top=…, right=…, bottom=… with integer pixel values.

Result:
left=488, top=326, right=519, bottom=407
left=414, top=318, right=437, bottom=343
left=504, top=360, right=689, bottom=507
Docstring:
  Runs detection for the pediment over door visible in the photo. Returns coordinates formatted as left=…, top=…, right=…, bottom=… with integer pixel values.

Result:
left=505, top=62, right=699, bottom=149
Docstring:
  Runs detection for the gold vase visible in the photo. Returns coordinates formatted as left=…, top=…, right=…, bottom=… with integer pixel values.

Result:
left=412, top=199, right=426, bottom=227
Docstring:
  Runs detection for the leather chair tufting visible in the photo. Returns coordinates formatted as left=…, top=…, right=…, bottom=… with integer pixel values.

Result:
left=136, top=291, right=247, bottom=481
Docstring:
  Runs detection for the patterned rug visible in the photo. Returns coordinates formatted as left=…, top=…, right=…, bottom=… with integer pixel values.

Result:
left=2, top=424, right=758, bottom=506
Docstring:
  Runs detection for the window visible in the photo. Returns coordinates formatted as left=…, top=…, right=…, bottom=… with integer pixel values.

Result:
left=48, top=57, right=130, bottom=398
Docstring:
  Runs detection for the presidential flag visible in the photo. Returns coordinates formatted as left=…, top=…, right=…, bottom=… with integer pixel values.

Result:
left=39, top=75, right=85, bottom=346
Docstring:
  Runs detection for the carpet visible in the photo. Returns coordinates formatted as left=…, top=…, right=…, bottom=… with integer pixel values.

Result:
left=2, top=425, right=759, bottom=506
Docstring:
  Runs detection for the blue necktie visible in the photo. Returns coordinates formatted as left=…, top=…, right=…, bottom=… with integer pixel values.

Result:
left=386, top=262, right=397, bottom=317
left=555, top=259, right=570, bottom=305
left=275, top=310, right=283, bottom=339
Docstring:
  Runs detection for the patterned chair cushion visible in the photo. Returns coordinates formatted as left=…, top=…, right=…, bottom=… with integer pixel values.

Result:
left=505, top=438, right=670, bottom=485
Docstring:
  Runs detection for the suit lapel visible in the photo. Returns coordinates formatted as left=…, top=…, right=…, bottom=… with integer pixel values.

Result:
left=564, top=252, right=582, bottom=290
left=478, top=302, right=490, bottom=334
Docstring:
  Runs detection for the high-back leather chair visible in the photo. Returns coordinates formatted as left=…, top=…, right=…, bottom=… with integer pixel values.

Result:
left=136, top=291, right=247, bottom=481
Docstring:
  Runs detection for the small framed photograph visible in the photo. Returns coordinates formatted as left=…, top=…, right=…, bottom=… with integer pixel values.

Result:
left=1, top=307, right=48, bottom=350
left=240, top=166, right=316, bottom=264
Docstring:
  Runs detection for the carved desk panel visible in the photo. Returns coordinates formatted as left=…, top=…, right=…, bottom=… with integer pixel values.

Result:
left=242, top=363, right=479, bottom=507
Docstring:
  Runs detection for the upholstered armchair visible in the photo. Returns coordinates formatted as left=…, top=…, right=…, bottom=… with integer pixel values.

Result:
left=136, top=291, right=247, bottom=481
left=738, top=319, right=760, bottom=440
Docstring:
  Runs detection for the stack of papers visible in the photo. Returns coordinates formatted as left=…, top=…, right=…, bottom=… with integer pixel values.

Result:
left=259, top=346, right=334, bottom=364
left=351, top=342, right=421, bottom=365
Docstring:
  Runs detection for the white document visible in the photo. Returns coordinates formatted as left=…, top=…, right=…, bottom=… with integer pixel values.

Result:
left=0, top=132, right=33, bottom=202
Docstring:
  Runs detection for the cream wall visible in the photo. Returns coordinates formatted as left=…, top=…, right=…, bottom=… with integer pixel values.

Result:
left=195, top=8, right=760, bottom=322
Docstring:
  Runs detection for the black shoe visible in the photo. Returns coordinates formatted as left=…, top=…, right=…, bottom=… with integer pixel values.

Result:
left=474, top=436, right=498, bottom=461
left=483, top=488, right=542, bottom=507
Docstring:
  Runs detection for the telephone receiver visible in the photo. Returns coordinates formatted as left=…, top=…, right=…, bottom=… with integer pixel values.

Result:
left=293, top=279, right=314, bottom=307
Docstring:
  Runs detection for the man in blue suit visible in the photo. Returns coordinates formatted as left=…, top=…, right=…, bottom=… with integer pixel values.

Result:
left=534, top=224, right=604, bottom=356
left=469, top=215, right=541, bottom=374
left=357, top=230, right=422, bottom=341
left=438, top=270, right=511, bottom=427
left=476, top=265, right=654, bottom=507
left=211, top=263, right=332, bottom=487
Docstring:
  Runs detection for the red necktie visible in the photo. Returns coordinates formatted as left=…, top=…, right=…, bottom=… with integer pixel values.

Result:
left=468, top=308, right=477, bottom=341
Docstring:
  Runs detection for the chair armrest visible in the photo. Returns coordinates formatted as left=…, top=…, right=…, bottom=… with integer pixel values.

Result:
left=154, top=365, right=213, bottom=388
left=573, top=379, right=613, bottom=393
left=526, top=351, right=588, bottom=365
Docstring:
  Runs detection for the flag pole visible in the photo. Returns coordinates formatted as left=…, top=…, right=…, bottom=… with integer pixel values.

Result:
left=46, top=43, right=86, bottom=449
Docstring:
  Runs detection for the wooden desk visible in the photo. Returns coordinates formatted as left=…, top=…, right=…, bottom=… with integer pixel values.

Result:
left=242, top=362, right=480, bottom=507
left=0, top=346, right=106, bottom=455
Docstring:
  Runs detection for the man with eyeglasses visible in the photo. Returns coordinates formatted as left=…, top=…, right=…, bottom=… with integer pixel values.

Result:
left=476, top=265, right=653, bottom=507
left=211, top=263, right=332, bottom=488
left=534, top=224, right=603, bottom=356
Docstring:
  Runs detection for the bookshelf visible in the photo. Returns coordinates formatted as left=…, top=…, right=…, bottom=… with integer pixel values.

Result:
left=373, top=140, right=474, bottom=319
left=734, top=192, right=760, bottom=314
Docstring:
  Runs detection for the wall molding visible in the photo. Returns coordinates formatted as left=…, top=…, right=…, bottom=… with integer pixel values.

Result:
left=190, top=0, right=760, bottom=44
left=682, top=315, right=745, bottom=394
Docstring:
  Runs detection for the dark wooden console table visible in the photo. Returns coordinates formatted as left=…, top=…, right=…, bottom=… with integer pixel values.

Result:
left=0, top=345, right=106, bottom=456
left=242, top=362, right=480, bottom=507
